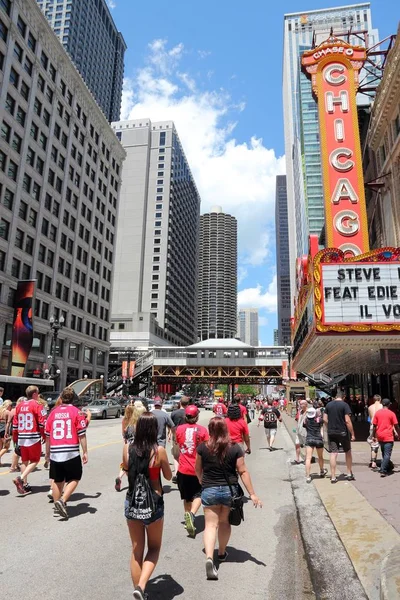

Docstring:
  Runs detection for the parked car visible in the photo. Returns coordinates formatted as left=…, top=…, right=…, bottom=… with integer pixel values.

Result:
left=204, top=399, right=216, bottom=410
left=82, top=399, right=121, bottom=419
left=162, top=400, right=176, bottom=412
left=43, top=391, right=61, bottom=409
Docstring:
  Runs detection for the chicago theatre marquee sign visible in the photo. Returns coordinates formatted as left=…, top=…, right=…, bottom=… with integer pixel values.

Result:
left=291, top=35, right=400, bottom=375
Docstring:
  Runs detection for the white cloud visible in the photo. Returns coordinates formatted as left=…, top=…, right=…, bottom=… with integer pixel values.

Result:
left=237, top=276, right=277, bottom=313
left=238, top=266, right=248, bottom=285
left=121, top=40, right=285, bottom=270
left=198, top=50, right=211, bottom=59
left=147, top=39, right=184, bottom=74
left=107, top=0, right=116, bottom=8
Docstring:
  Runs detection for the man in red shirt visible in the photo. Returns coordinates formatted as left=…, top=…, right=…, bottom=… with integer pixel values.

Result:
left=12, top=385, right=46, bottom=495
left=45, top=387, right=88, bottom=519
left=225, top=404, right=251, bottom=453
left=372, top=398, right=399, bottom=477
left=213, top=400, right=227, bottom=417
left=176, top=405, right=208, bottom=537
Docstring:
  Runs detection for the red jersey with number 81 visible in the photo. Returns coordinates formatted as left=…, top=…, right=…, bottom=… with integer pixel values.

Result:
left=13, top=399, right=46, bottom=446
left=45, top=404, right=87, bottom=462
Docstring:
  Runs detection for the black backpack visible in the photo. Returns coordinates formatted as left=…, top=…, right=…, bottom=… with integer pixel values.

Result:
left=127, top=447, right=160, bottom=520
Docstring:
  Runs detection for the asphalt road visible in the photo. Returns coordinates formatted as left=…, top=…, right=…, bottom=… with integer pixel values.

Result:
left=1, top=410, right=314, bottom=600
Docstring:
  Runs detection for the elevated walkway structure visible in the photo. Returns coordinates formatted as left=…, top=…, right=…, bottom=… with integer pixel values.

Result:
left=152, top=339, right=288, bottom=386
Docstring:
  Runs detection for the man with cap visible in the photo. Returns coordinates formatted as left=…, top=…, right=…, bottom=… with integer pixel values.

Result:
left=175, top=405, right=209, bottom=537
left=152, top=398, right=175, bottom=448
left=225, top=404, right=251, bottom=453
left=372, top=398, right=400, bottom=477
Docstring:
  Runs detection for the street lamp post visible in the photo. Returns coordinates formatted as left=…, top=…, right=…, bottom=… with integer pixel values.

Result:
left=48, top=314, right=64, bottom=381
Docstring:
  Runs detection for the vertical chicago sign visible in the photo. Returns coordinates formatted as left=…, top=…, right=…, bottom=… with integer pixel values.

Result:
left=302, top=36, right=369, bottom=256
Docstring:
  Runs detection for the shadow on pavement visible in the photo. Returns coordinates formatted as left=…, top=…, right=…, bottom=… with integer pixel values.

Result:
left=194, top=514, right=205, bottom=534
left=163, top=485, right=179, bottom=494
left=146, top=574, right=184, bottom=598
left=58, top=502, right=98, bottom=520
left=69, top=491, right=102, bottom=501
left=224, top=546, right=267, bottom=566
left=0, top=489, right=10, bottom=496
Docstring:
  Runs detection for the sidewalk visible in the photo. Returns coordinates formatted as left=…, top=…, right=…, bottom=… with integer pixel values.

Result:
left=282, top=412, right=400, bottom=599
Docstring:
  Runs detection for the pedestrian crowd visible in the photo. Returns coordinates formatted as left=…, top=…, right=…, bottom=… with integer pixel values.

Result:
left=3, top=382, right=399, bottom=600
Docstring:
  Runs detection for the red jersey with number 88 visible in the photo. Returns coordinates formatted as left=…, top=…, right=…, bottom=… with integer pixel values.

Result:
left=13, top=399, right=46, bottom=446
left=45, top=404, right=87, bottom=462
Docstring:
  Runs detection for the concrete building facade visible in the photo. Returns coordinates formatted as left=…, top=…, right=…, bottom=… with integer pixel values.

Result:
left=198, top=207, right=237, bottom=341
left=110, top=119, right=200, bottom=348
left=237, top=308, right=259, bottom=347
left=0, top=0, right=125, bottom=386
left=283, top=3, right=378, bottom=297
left=275, top=175, right=291, bottom=346
left=36, top=0, right=126, bottom=122
left=365, top=27, right=400, bottom=249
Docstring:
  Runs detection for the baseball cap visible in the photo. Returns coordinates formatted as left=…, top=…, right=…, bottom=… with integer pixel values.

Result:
left=185, top=405, right=199, bottom=417
left=382, top=398, right=391, bottom=407
left=306, top=407, right=316, bottom=418
left=154, top=397, right=163, bottom=406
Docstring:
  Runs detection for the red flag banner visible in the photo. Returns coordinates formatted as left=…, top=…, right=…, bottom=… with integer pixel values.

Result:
left=129, top=361, right=135, bottom=379
left=122, top=360, right=128, bottom=380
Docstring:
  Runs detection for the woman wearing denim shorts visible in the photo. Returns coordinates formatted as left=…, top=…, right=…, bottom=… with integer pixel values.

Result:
left=195, top=416, right=262, bottom=581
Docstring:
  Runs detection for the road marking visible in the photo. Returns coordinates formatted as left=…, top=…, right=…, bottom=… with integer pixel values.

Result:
left=0, top=439, right=122, bottom=476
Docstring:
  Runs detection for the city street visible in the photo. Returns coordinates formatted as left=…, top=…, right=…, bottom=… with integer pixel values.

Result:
left=1, top=412, right=313, bottom=600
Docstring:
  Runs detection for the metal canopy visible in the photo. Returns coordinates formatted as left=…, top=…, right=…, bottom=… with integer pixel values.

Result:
left=292, top=332, right=400, bottom=375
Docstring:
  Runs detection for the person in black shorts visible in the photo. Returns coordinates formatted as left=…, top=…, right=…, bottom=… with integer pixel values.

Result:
left=304, top=407, right=327, bottom=483
left=323, top=391, right=355, bottom=484
left=257, top=398, right=282, bottom=450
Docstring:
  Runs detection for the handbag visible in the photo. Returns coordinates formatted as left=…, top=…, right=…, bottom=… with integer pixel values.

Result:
left=220, top=461, right=244, bottom=526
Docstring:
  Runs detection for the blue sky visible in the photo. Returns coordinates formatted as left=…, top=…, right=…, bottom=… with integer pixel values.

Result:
left=107, top=0, right=398, bottom=345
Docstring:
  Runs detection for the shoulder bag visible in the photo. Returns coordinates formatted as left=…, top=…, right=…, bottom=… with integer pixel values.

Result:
left=220, top=460, right=245, bottom=526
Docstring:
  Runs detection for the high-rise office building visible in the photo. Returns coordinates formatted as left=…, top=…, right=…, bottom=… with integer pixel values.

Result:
left=0, top=0, right=125, bottom=386
left=237, top=308, right=259, bottom=347
left=198, top=207, right=237, bottom=341
left=36, top=0, right=126, bottom=122
left=111, top=119, right=200, bottom=347
left=283, top=4, right=378, bottom=296
left=275, top=175, right=291, bottom=346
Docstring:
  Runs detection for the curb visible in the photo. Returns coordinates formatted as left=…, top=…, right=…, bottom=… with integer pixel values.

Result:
left=281, top=422, right=368, bottom=599
left=380, top=544, right=400, bottom=599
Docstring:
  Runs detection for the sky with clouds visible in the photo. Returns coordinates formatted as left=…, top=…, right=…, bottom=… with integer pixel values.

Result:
left=107, top=0, right=396, bottom=344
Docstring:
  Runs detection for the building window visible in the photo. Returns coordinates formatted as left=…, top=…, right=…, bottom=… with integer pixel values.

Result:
left=11, top=257, right=21, bottom=278
left=84, top=347, right=93, bottom=363
left=0, top=218, right=10, bottom=240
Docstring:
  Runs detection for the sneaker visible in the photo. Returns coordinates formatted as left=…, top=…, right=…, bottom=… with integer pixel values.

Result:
left=306, top=476, right=312, bottom=483
left=115, top=477, right=122, bottom=492
left=218, top=551, right=228, bottom=562
left=205, top=558, right=218, bottom=580
left=184, top=511, right=196, bottom=538
left=345, top=473, right=355, bottom=481
left=380, top=473, right=387, bottom=478
left=330, top=477, right=337, bottom=484
left=54, top=499, right=69, bottom=519
left=133, top=586, right=145, bottom=600
left=13, top=476, right=26, bottom=495
left=47, top=489, right=54, bottom=502
left=172, top=476, right=177, bottom=484
left=23, top=483, right=32, bottom=494
left=320, top=469, right=328, bottom=478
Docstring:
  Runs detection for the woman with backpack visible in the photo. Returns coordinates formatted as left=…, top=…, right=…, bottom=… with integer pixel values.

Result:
left=123, top=412, right=172, bottom=600
left=195, top=416, right=262, bottom=581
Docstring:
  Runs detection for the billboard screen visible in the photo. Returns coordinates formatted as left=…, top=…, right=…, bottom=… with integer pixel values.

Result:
left=10, top=280, right=35, bottom=376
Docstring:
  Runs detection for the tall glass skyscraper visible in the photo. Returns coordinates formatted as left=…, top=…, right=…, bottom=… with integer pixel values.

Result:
left=283, top=3, right=379, bottom=297
left=36, top=0, right=126, bottom=122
